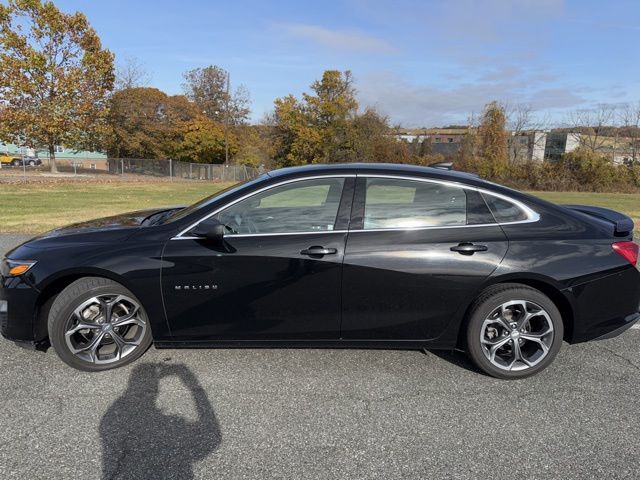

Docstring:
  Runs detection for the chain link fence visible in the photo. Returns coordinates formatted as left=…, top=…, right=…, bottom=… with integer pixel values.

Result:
left=107, top=158, right=263, bottom=182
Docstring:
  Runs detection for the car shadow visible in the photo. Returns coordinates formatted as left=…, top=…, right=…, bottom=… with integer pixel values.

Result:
left=426, top=348, right=484, bottom=375
left=99, top=363, right=221, bottom=480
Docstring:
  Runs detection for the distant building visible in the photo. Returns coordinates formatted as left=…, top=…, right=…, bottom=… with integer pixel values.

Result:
left=543, top=132, right=581, bottom=161
left=393, top=128, right=469, bottom=157
left=394, top=127, right=468, bottom=143
left=0, top=142, right=108, bottom=170
left=393, top=128, right=596, bottom=163
left=510, top=131, right=548, bottom=162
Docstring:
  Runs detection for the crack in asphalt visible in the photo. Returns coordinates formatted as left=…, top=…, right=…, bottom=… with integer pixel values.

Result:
left=597, top=344, right=640, bottom=371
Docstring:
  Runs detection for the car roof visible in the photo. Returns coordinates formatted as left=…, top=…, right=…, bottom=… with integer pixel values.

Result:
left=264, top=162, right=561, bottom=213
left=267, top=163, right=493, bottom=189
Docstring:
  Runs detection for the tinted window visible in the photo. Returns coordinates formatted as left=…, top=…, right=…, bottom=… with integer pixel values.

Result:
left=164, top=175, right=269, bottom=223
left=363, top=178, right=466, bottom=229
left=483, top=194, right=529, bottom=223
left=466, top=189, right=496, bottom=225
left=211, top=178, right=345, bottom=235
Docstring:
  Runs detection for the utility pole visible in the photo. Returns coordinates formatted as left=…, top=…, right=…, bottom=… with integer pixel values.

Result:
left=224, top=71, right=230, bottom=164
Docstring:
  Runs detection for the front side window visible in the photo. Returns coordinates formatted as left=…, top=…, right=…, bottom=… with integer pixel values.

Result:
left=212, top=178, right=345, bottom=235
left=363, top=178, right=466, bottom=229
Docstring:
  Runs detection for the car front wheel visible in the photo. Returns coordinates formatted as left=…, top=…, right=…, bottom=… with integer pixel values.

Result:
left=48, top=277, right=152, bottom=371
left=465, top=283, right=563, bottom=379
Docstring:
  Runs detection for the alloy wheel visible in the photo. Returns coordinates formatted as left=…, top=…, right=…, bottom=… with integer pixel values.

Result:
left=479, top=300, right=554, bottom=371
left=64, top=294, right=147, bottom=365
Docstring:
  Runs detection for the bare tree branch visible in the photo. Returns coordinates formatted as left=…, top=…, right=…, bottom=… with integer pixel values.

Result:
left=115, top=56, right=152, bottom=91
left=568, top=104, right=617, bottom=153
left=619, top=102, right=640, bottom=164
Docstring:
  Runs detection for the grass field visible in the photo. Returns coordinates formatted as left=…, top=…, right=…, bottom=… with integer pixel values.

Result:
left=0, top=180, right=638, bottom=235
left=0, top=181, right=233, bottom=233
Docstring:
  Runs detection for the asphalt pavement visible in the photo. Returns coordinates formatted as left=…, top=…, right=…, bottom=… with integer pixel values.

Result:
left=1, top=233, right=639, bottom=479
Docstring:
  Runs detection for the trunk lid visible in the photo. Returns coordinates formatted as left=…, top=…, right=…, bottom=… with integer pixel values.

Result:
left=563, top=205, right=634, bottom=237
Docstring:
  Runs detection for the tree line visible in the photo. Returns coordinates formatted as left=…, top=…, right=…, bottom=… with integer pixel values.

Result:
left=1, top=0, right=639, bottom=193
left=0, top=1, right=405, bottom=171
left=455, top=102, right=640, bottom=192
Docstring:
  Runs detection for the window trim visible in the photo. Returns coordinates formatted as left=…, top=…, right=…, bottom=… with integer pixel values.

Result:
left=172, top=173, right=539, bottom=240
left=173, top=175, right=355, bottom=240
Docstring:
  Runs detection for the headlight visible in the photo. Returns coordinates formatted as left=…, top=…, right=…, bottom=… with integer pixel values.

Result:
left=0, top=259, right=37, bottom=277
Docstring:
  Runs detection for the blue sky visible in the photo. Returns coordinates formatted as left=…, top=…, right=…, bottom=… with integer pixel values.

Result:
left=55, top=0, right=640, bottom=126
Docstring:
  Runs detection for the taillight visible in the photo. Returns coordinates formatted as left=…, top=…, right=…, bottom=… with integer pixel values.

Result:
left=612, top=241, right=639, bottom=266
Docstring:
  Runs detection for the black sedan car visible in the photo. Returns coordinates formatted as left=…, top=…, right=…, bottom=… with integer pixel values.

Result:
left=10, top=156, right=42, bottom=167
left=1, top=164, right=639, bottom=378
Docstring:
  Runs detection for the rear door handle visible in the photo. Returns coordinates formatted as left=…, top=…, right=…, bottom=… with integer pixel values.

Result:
left=450, top=243, right=488, bottom=255
left=300, top=246, right=337, bottom=256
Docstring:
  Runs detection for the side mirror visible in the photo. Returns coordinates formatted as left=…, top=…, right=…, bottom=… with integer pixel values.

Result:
left=191, top=219, right=225, bottom=245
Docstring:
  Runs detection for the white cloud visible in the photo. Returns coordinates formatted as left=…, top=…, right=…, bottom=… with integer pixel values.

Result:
left=357, top=71, right=585, bottom=127
left=281, top=23, right=396, bottom=54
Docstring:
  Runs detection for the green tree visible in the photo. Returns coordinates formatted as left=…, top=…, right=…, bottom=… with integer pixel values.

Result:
left=271, top=94, right=323, bottom=166
left=304, top=70, right=358, bottom=161
left=477, top=101, right=509, bottom=177
left=272, top=70, right=405, bottom=167
left=182, top=65, right=250, bottom=125
left=234, top=125, right=272, bottom=168
left=174, top=118, right=237, bottom=164
left=0, top=0, right=114, bottom=172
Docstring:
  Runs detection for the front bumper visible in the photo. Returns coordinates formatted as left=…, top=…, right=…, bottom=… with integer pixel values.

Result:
left=0, top=277, right=40, bottom=344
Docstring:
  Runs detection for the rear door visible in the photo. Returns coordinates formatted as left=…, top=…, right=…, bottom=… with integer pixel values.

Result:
left=341, top=176, right=509, bottom=340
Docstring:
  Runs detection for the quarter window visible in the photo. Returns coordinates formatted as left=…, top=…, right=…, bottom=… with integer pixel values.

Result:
left=482, top=194, right=529, bottom=223
left=363, top=178, right=466, bottom=229
left=212, top=178, right=345, bottom=235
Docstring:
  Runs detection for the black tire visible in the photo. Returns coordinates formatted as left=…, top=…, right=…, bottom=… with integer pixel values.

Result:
left=48, top=277, right=152, bottom=371
left=12, top=159, right=21, bottom=166
left=28, top=160, right=36, bottom=166
left=465, top=283, right=563, bottom=379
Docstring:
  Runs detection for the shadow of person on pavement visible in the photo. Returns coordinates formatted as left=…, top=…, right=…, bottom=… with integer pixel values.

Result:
left=100, top=363, right=221, bottom=480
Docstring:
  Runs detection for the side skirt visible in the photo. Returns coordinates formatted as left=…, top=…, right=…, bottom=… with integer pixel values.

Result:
left=153, top=339, right=450, bottom=350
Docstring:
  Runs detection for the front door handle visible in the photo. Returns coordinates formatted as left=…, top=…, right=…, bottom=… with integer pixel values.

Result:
left=300, top=246, right=337, bottom=256
left=450, top=243, right=488, bottom=255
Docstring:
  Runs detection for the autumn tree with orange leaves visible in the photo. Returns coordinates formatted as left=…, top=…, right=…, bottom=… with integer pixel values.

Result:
left=0, top=0, right=114, bottom=172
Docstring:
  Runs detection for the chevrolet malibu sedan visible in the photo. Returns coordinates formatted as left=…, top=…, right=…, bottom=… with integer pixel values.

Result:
left=1, top=163, right=639, bottom=379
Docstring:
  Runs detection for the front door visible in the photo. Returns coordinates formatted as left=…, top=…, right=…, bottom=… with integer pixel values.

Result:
left=161, top=176, right=353, bottom=341
left=341, top=176, right=508, bottom=340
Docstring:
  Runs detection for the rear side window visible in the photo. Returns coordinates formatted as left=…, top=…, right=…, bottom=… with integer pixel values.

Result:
left=482, top=194, right=529, bottom=223
left=363, top=178, right=466, bottom=229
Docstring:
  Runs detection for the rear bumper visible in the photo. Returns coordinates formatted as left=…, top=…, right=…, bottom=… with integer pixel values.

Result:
left=592, top=312, right=639, bottom=341
left=567, top=266, right=640, bottom=343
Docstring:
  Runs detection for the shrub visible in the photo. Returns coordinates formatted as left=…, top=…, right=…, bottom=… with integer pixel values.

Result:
left=454, top=148, right=640, bottom=192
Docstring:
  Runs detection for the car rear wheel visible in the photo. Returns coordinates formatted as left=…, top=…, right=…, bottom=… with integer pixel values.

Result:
left=465, top=284, right=563, bottom=379
left=48, top=277, right=152, bottom=371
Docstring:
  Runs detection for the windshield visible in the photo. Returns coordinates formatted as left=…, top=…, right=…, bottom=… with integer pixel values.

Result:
left=161, top=174, right=270, bottom=224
